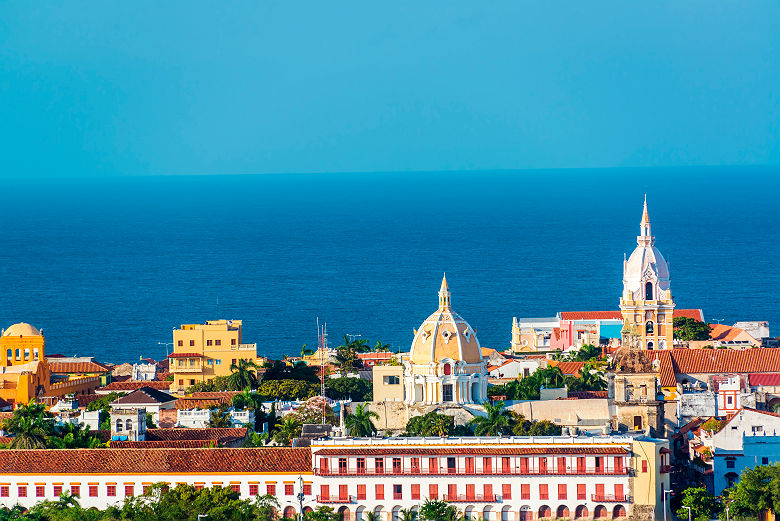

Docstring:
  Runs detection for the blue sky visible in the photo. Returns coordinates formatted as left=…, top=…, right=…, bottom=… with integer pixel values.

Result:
left=1, top=1, right=779, bottom=177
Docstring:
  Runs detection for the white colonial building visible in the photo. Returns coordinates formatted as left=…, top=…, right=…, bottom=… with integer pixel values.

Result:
left=403, top=276, right=488, bottom=405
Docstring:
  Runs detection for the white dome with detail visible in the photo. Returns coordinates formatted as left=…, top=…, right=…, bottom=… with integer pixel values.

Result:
left=622, top=197, right=671, bottom=300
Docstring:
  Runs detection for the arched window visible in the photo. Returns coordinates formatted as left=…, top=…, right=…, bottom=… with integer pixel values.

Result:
left=646, top=321, right=654, bottom=334
left=126, top=419, right=133, bottom=431
left=645, top=282, right=653, bottom=300
left=116, top=419, right=123, bottom=432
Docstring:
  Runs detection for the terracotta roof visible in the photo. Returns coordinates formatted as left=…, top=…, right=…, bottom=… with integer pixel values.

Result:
left=748, top=373, right=780, bottom=387
left=567, top=391, right=608, bottom=399
left=560, top=311, right=623, bottom=321
left=111, top=440, right=219, bottom=449
left=675, top=309, right=705, bottom=321
left=554, top=361, right=585, bottom=376
left=655, top=350, right=676, bottom=387
left=49, top=361, right=110, bottom=374
left=77, top=394, right=105, bottom=408
left=111, top=387, right=177, bottom=405
left=655, top=349, right=780, bottom=386
left=168, top=352, right=203, bottom=358
left=0, top=447, right=311, bottom=474
left=313, top=447, right=627, bottom=456
left=146, top=427, right=247, bottom=443
left=189, top=392, right=241, bottom=399
left=357, top=352, right=392, bottom=359
left=176, top=397, right=231, bottom=410
left=709, top=324, right=755, bottom=342
left=100, top=381, right=172, bottom=392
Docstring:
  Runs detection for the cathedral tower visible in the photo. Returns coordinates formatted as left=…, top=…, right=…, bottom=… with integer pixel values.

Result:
left=620, top=197, right=675, bottom=349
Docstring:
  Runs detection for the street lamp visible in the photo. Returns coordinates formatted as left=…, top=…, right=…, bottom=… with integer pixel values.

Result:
left=158, top=341, right=174, bottom=358
left=725, top=505, right=730, bottom=521
left=682, top=506, right=691, bottom=521
left=662, top=489, right=674, bottom=521
left=296, top=474, right=305, bottom=521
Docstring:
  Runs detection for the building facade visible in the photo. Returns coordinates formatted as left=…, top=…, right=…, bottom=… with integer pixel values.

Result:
left=620, top=198, right=675, bottom=350
left=169, top=320, right=258, bottom=393
left=404, top=276, right=487, bottom=405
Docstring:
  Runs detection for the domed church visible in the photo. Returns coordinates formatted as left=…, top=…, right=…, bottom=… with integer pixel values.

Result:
left=404, top=275, right=487, bottom=405
left=620, top=197, right=675, bottom=349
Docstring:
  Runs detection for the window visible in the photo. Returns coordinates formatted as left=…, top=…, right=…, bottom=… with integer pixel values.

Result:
left=375, top=484, right=384, bottom=500
left=266, top=484, right=276, bottom=496
left=0, top=486, right=8, bottom=498
left=116, top=419, right=123, bottom=432
left=577, top=484, right=586, bottom=500
left=726, top=458, right=736, bottom=469
left=189, top=379, right=195, bottom=385
left=763, top=457, right=770, bottom=465
left=54, top=485, right=63, bottom=496
left=231, top=339, right=237, bottom=345
left=502, top=457, right=511, bottom=473
left=539, top=484, right=548, bottom=499
left=285, top=483, right=294, bottom=495
left=232, top=359, right=237, bottom=365
left=126, top=419, right=132, bottom=431
left=642, top=460, right=648, bottom=473
left=375, top=458, right=384, bottom=474
left=190, top=340, right=195, bottom=346
left=392, top=457, right=402, bottom=473
left=303, top=484, right=311, bottom=496
left=320, top=485, right=329, bottom=499
left=484, top=484, right=493, bottom=499
left=179, top=379, right=184, bottom=385
left=466, top=484, right=475, bottom=499
left=502, top=484, right=512, bottom=500
left=208, top=359, right=214, bottom=365
left=448, top=484, right=457, bottom=499
left=483, top=457, right=492, bottom=473
left=393, top=484, right=402, bottom=500
left=339, top=484, right=348, bottom=501
left=215, top=340, right=221, bottom=346
left=357, top=484, right=366, bottom=500
left=645, top=282, right=653, bottom=300
left=207, top=340, right=213, bottom=346
left=429, top=457, right=438, bottom=473
left=249, top=484, right=259, bottom=496
left=539, top=457, right=547, bottom=473
left=18, top=485, right=27, bottom=497
left=753, top=425, right=763, bottom=433
left=429, top=484, right=438, bottom=499
left=520, top=484, right=530, bottom=500
left=177, top=340, right=183, bottom=347
left=36, top=485, right=45, bottom=497
left=411, top=457, right=420, bottom=473
left=385, top=375, right=400, bottom=385
left=615, top=484, right=623, bottom=499
left=646, top=321, right=654, bottom=334
left=411, top=484, right=420, bottom=500
left=107, top=485, right=116, bottom=497
left=194, top=484, right=204, bottom=491
left=447, top=457, right=456, bottom=473
left=339, top=458, right=347, bottom=474
left=558, top=484, right=567, bottom=500
left=216, top=360, right=222, bottom=365
left=357, top=457, right=366, bottom=474
left=614, top=456, right=624, bottom=473
left=89, top=485, right=98, bottom=497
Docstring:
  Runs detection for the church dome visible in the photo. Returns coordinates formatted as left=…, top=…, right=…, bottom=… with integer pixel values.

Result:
left=623, top=197, right=671, bottom=296
left=409, top=275, right=482, bottom=365
left=3, top=322, right=42, bottom=337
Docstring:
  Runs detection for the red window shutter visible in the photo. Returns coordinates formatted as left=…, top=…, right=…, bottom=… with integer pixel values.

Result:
left=411, top=484, right=420, bottom=500
left=448, top=484, right=457, bottom=500
left=231, top=484, right=240, bottom=493
left=106, top=485, right=116, bottom=497
left=502, top=457, right=511, bottom=473
left=520, top=457, right=529, bottom=473
left=521, top=484, right=530, bottom=500
left=339, top=485, right=348, bottom=500
left=502, top=484, right=512, bottom=500
left=249, top=484, right=259, bottom=496
left=615, top=484, right=624, bottom=499
left=376, top=484, right=384, bottom=500
left=595, top=483, right=604, bottom=499
left=557, top=456, right=566, bottom=474
left=615, top=456, right=623, bottom=473
left=320, top=458, right=329, bottom=473
left=483, top=457, right=493, bottom=473
left=266, top=484, right=276, bottom=496
left=430, top=457, right=438, bottom=473
left=124, top=485, right=134, bottom=496
left=558, top=484, right=567, bottom=499
left=89, top=485, right=98, bottom=497
left=429, top=484, right=438, bottom=499
left=303, top=484, right=312, bottom=496
left=285, top=484, right=294, bottom=495
left=577, top=484, right=586, bottom=500
left=320, top=485, right=329, bottom=499
left=357, top=485, right=366, bottom=500
left=484, top=484, right=493, bottom=500
left=539, top=484, right=548, bottom=500
left=466, top=484, right=475, bottom=499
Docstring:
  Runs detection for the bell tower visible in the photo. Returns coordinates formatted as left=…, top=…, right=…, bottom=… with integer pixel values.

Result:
left=620, top=197, right=675, bottom=349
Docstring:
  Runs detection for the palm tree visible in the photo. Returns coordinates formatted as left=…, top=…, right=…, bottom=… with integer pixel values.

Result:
left=273, top=416, right=301, bottom=446
left=334, top=346, right=362, bottom=372
left=300, top=343, right=315, bottom=358
left=9, top=416, right=49, bottom=449
left=344, top=404, right=379, bottom=437
left=228, top=358, right=260, bottom=390
left=207, top=405, right=233, bottom=428
left=468, top=401, right=513, bottom=436
left=363, top=513, right=379, bottom=521
left=400, top=508, right=418, bottom=521
left=373, top=340, right=391, bottom=352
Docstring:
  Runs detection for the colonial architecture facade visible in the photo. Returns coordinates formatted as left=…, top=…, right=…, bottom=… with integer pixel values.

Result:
left=0, top=435, right=670, bottom=521
left=620, top=198, right=675, bottom=350
left=403, top=276, right=488, bottom=405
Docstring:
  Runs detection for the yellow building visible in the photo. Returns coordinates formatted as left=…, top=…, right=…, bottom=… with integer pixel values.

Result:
left=620, top=198, right=675, bottom=350
left=169, top=319, right=259, bottom=393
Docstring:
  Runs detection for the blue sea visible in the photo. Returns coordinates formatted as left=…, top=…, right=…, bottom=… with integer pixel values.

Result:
left=0, top=167, right=778, bottom=363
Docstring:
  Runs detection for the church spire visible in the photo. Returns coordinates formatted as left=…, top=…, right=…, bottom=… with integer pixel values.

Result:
left=438, top=273, right=451, bottom=310
left=640, top=195, right=651, bottom=238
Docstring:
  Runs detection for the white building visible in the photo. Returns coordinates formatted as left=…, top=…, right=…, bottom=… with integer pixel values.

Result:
left=110, top=387, right=177, bottom=424
left=487, top=359, right=540, bottom=381
left=132, top=362, right=157, bottom=381
left=177, top=408, right=254, bottom=428
left=403, top=276, right=488, bottom=405
left=712, top=408, right=780, bottom=493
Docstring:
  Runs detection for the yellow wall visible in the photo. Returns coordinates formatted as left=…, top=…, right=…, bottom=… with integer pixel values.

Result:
left=372, top=365, right=404, bottom=402
left=621, top=299, right=674, bottom=350
left=1, top=335, right=45, bottom=366
left=632, top=438, right=671, bottom=521
left=170, top=320, right=259, bottom=393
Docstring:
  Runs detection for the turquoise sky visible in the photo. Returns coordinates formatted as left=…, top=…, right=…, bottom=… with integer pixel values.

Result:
left=1, top=1, right=779, bottom=177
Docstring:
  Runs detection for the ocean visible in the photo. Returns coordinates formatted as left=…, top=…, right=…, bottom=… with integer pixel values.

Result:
left=0, top=167, right=778, bottom=363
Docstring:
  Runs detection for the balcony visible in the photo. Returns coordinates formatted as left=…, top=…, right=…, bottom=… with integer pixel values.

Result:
left=592, top=494, right=630, bottom=503
left=660, top=465, right=671, bottom=474
left=232, top=343, right=257, bottom=351
left=443, top=494, right=498, bottom=503
left=317, top=495, right=354, bottom=504
left=314, top=467, right=629, bottom=477
left=174, top=366, right=203, bottom=373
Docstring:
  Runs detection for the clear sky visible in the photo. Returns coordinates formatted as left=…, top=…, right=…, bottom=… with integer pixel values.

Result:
left=1, top=1, right=779, bottom=177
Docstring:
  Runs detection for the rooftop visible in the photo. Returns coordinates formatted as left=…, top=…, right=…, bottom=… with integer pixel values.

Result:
left=111, top=387, right=177, bottom=406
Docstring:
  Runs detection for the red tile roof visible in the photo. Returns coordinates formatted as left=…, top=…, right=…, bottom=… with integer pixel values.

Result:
left=652, top=348, right=780, bottom=387
left=111, top=387, right=177, bottom=405
left=709, top=324, right=754, bottom=342
left=0, top=447, right=312, bottom=474
left=146, top=427, right=247, bottom=444
left=168, top=352, right=203, bottom=359
left=100, top=381, right=172, bottom=392
left=567, top=391, right=608, bottom=399
left=675, top=309, right=705, bottom=321
left=189, top=392, right=241, bottom=399
left=111, top=440, right=220, bottom=449
left=313, top=447, right=627, bottom=456
left=176, top=397, right=231, bottom=410
left=559, top=309, right=703, bottom=322
left=748, top=373, right=780, bottom=387
left=76, top=394, right=105, bottom=408
left=49, top=362, right=110, bottom=374
left=554, top=361, right=586, bottom=376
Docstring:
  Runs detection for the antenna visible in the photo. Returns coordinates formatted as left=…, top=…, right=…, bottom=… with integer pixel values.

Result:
left=317, top=318, right=328, bottom=424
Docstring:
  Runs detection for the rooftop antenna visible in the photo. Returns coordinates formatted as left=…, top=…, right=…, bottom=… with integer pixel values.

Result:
left=317, top=318, right=328, bottom=424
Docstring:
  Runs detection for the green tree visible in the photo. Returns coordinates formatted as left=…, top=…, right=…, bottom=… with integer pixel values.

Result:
left=228, top=359, right=260, bottom=391
left=565, top=363, right=607, bottom=392
left=185, top=375, right=231, bottom=393
left=305, top=506, right=340, bottom=521
left=48, top=422, right=104, bottom=449
left=724, top=464, right=780, bottom=519
left=400, top=508, right=419, bottom=521
left=419, top=499, right=459, bottom=521
left=258, top=380, right=319, bottom=401
left=146, top=412, right=158, bottom=429
left=325, top=377, right=372, bottom=401
left=344, top=403, right=379, bottom=436
left=207, top=405, right=233, bottom=428
left=509, top=412, right=562, bottom=436
left=334, top=345, right=363, bottom=372
left=674, top=317, right=713, bottom=341
left=675, top=486, right=721, bottom=521
left=300, top=344, right=315, bottom=358
left=572, top=344, right=602, bottom=361
left=404, top=412, right=456, bottom=437
left=262, top=361, right=320, bottom=384
left=273, top=416, right=302, bottom=446
left=468, top=401, right=513, bottom=436
left=2, top=401, right=55, bottom=449
left=337, top=335, right=371, bottom=354
left=373, top=340, right=391, bottom=352
left=255, top=493, right=281, bottom=520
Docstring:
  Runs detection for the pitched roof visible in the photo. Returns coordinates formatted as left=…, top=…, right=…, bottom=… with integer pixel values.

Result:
left=189, top=392, right=241, bottom=399
left=100, top=381, right=172, bottom=392
left=554, top=361, right=585, bottom=376
left=49, top=361, right=110, bottom=374
left=748, top=373, right=780, bottom=387
left=0, top=447, right=312, bottom=474
left=559, top=309, right=703, bottom=322
left=111, top=440, right=220, bottom=449
left=313, top=447, right=627, bottom=456
left=76, top=394, right=105, bottom=408
left=145, top=427, right=247, bottom=443
left=653, top=349, right=780, bottom=387
left=111, top=387, right=177, bottom=405
left=709, top=324, right=756, bottom=342
left=175, top=397, right=231, bottom=410
left=168, top=352, right=203, bottom=358
left=567, top=390, right=608, bottom=399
